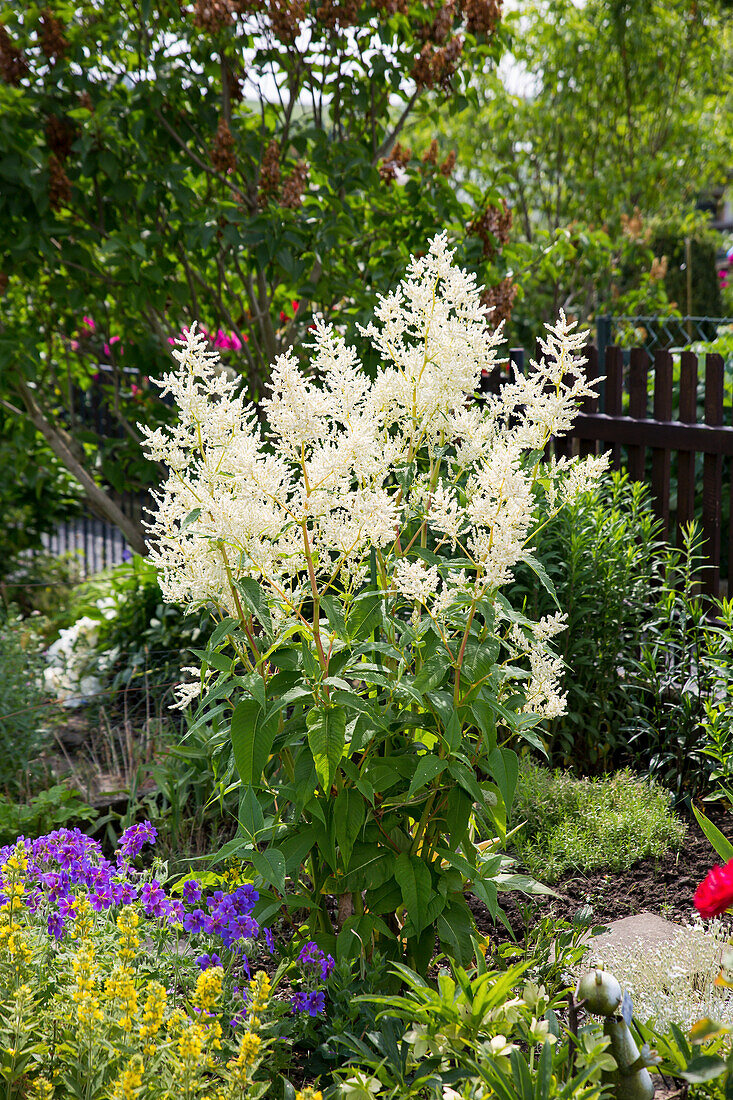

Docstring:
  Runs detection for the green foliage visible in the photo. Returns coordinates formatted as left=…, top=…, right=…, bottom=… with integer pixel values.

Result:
left=651, top=213, right=724, bottom=320
left=511, top=473, right=662, bottom=771
left=0, top=785, right=97, bottom=846
left=627, top=524, right=733, bottom=800
left=0, top=407, right=80, bottom=583
left=60, top=555, right=214, bottom=721
left=0, top=0, right=505, bottom=538
left=408, top=0, right=731, bottom=339
left=511, top=761, right=686, bottom=883
left=0, top=611, right=53, bottom=794
left=333, top=955, right=616, bottom=1099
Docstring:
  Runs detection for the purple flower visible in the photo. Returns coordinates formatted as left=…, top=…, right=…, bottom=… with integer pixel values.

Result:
left=183, top=908, right=207, bottom=934
left=297, top=941, right=334, bottom=979
left=89, top=887, right=114, bottom=912
left=182, top=879, right=202, bottom=903
left=140, top=881, right=167, bottom=918
left=196, top=953, right=222, bottom=970
left=291, top=990, right=326, bottom=1017
left=118, top=821, right=158, bottom=864
left=47, top=912, right=65, bottom=941
left=264, top=928, right=275, bottom=953
left=165, top=899, right=185, bottom=924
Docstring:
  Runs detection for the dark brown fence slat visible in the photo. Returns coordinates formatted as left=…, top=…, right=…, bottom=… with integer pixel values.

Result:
left=677, top=350, right=699, bottom=538
left=702, top=353, right=724, bottom=596
left=651, top=350, right=673, bottom=538
left=604, top=347, right=624, bottom=470
left=627, top=347, right=649, bottom=481
left=579, top=344, right=598, bottom=459
left=570, top=414, right=733, bottom=454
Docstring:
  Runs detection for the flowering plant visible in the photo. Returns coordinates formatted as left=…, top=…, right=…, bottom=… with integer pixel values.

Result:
left=142, top=235, right=607, bottom=968
left=0, top=826, right=328, bottom=1097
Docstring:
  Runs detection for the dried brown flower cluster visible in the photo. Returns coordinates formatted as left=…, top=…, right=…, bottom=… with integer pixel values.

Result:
left=379, top=141, right=412, bottom=183
left=281, top=159, right=308, bottom=208
left=193, top=0, right=262, bottom=30
left=268, top=0, right=306, bottom=43
left=411, top=35, right=463, bottom=90
left=420, top=0, right=456, bottom=44
left=193, top=0, right=235, bottom=31
left=258, top=139, right=282, bottom=205
left=620, top=206, right=651, bottom=244
left=481, top=277, right=517, bottom=326
left=649, top=255, right=668, bottom=283
left=315, top=0, right=361, bottom=29
left=372, top=0, right=409, bottom=13
left=0, top=25, right=28, bottom=85
left=39, top=9, right=68, bottom=62
left=461, top=0, right=501, bottom=36
left=48, top=154, right=71, bottom=211
left=211, top=118, right=237, bottom=173
left=422, top=139, right=439, bottom=165
left=440, top=149, right=455, bottom=176
left=470, top=199, right=512, bottom=259
left=46, top=115, right=75, bottom=162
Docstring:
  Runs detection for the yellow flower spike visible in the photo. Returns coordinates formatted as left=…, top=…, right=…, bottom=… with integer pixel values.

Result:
left=29, top=1076, right=54, bottom=1100
left=246, top=971, right=271, bottom=1029
left=116, top=906, right=141, bottom=963
left=139, top=980, right=167, bottom=1053
left=296, top=1089, right=323, bottom=1100
left=112, top=1055, right=144, bottom=1100
left=193, top=966, right=223, bottom=1013
left=104, top=966, right=138, bottom=1031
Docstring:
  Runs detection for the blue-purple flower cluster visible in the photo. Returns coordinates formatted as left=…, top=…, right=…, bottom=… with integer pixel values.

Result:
left=0, top=825, right=263, bottom=954
left=0, top=824, right=330, bottom=1020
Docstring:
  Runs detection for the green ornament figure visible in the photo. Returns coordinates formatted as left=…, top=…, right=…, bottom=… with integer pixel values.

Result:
left=576, top=968, right=659, bottom=1100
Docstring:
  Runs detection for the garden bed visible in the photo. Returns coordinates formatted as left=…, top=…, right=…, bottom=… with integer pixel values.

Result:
left=477, top=803, right=728, bottom=939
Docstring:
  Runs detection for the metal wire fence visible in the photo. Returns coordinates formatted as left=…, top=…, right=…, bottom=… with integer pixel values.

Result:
left=598, top=315, right=732, bottom=357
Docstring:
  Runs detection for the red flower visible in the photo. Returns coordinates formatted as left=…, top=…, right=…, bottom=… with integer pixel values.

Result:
left=694, top=860, right=733, bottom=918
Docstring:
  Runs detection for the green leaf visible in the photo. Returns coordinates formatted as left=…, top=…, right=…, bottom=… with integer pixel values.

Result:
left=488, top=747, right=519, bottom=817
left=334, top=788, right=365, bottom=867
left=394, top=853, right=433, bottom=937
left=236, top=577, right=274, bottom=639
left=231, top=699, right=275, bottom=786
left=239, top=787, right=265, bottom=839
left=692, top=804, right=733, bottom=862
left=408, top=756, right=447, bottom=798
left=522, top=553, right=560, bottom=608
left=250, top=848, right=286, bottom=895
left=307, top=705, right=346, bottom=791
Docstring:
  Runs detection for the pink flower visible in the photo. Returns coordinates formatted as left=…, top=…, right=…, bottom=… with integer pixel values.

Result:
left=131, top=384, right=140, bottom=396
left=103, top=343, right=110, bottom=356
left=214, top=328, right=232, bottom=350
left=82, top=316, right=95, bottom=331
left=110, top=335, right=120, bottom=345
left=292, top=300, right=299, bottom=312
left=167, top=337, right=177, bottom=345
left=70, top=339, right=79, bottom=351
left=229, top=332, right=242, bottom=351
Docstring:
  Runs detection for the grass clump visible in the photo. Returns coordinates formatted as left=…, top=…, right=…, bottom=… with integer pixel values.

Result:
left=512, top=760, right=686, bottom=883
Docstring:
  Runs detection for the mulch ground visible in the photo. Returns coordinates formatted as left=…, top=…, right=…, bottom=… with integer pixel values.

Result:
left=471, top=802, right=728, bottom=941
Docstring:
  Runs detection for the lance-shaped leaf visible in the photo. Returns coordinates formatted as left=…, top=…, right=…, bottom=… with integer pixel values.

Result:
left=307, top=705, right=346, bottom=791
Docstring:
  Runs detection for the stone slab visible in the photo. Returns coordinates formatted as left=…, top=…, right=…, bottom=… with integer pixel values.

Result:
left=583, top=912, right=688, bottom=961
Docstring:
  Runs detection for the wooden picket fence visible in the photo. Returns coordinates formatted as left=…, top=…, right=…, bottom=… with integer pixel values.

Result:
left=531, top=344, right=731, bottom=597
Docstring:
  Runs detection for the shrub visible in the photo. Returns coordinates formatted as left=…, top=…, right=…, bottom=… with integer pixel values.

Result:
left=0, top=611, right=54, bottom=793
left=509, top=472, right=661, bottom=772
left=511, top=760, right=686, bottom=882
left=142, top=236, right=609, bottom=969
